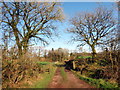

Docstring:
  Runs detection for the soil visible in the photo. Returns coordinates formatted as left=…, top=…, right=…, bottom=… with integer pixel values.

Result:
left=48, top=68, right=94, bottom=88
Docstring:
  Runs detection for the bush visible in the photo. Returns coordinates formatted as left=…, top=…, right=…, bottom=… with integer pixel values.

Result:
left=98, top=59, right=110, bottom=66
left=2, top=56, right=41, bottom=88
left=89, top=69, right=104, bottom=79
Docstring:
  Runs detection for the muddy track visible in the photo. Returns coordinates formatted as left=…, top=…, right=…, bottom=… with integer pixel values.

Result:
left=48, top=67, right=94, bottom=88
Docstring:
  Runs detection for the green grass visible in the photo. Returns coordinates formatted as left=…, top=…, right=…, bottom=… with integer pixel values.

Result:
left=37, top=61, right=52, bottom=65
left=77, top=56, right=92, bottom=59
left=31, top=64, right=57, bottom=88
left=60, top=67, right=67, bottom=81
left=72, top=71, right=119, bottom=88
left=79, top=76, right=118, bottom=88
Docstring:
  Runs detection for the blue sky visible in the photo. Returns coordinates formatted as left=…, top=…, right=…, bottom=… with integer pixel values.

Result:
left=1, top=2, right=116, bottom=53
left=44, top=2, right=116, bottom=52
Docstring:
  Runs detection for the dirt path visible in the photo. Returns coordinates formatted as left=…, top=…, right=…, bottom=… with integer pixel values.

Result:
left=48, top=67, right=94, bottom=88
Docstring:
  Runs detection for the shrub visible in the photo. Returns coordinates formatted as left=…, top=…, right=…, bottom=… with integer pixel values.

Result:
left=2, top=55, right=41, bottom=88
left=89, top=69, right=104, bottom=79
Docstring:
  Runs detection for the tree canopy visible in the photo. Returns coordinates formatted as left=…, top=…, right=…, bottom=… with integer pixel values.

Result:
left=68, top=7, right=116, bottom=58
left=2, top=2, right=64, bottom=57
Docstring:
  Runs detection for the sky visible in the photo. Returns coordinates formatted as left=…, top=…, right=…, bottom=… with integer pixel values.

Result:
left=43, top=2, right=116, bottom=52
left=0, top=2, right=117, bottom=53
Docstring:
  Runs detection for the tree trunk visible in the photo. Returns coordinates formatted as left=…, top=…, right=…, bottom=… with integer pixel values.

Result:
left=23, top=38, right=29, bottom=55
left=23, top=42, right=28, bottom=54
left=91, top=45, right=96, bottom=61
left=12, top=26, right=22, bottom=58
left=109, top=51, right=114, bottom=74
left=18, top=45, right=22, bottom=58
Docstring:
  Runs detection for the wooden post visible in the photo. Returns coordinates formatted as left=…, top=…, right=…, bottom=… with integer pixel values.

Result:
left=73, top=61, right=76, bottom=69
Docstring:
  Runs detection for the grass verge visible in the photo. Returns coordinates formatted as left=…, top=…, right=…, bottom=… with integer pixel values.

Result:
left=31, top=63, right=57, bottom=88
left=72, top=70, right=119, bottom=88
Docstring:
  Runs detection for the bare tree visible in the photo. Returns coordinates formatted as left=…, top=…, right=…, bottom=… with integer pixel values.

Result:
left=100, top=1, right=119, bottom=82
left=68, top=7, right=116, bottom=59
left=2, top=2, right=64, bottom=58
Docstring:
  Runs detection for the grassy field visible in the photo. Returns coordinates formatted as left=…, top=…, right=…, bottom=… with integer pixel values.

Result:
left=77, top=56, right=92, bottom=59
left=37, top=61, right=52, bottom=65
